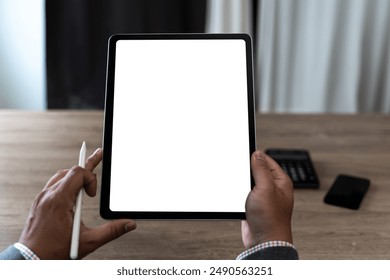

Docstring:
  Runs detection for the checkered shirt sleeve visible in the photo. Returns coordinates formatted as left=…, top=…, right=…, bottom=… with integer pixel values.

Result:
left=13, top=242, right=40, bottom=260
left=236, top=240, right=296, bottom=260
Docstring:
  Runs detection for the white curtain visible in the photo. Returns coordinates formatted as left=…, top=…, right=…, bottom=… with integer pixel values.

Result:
left=206, top=0, right=253, bottom=36
left=206, top=0, right=390, bottom=113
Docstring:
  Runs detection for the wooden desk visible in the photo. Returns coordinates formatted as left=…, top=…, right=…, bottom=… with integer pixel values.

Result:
left=0, top=111, right=389, bottom=259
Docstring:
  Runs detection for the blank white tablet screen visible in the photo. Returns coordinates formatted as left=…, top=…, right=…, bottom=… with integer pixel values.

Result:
left=110, top=39, right=251, bottom=212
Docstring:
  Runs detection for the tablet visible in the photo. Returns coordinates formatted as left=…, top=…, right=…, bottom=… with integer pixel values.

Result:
left=100, top=33, right=256, bottom=219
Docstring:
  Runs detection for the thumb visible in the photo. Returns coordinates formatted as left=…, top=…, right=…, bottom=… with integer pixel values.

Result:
left=85, top=220, right=137, bottom=249
left=251, top=150, right=273, bottom=187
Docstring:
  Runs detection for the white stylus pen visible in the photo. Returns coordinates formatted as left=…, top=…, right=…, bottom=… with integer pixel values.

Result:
left=70, top=141, right=86, bottom=260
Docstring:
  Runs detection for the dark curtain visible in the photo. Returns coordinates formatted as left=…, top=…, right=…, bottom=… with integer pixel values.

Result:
left=46, top=0, right=207, bottom=109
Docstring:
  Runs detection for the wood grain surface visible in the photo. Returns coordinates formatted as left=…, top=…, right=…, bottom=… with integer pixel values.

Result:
left=0, top=111, right=389, bottom=259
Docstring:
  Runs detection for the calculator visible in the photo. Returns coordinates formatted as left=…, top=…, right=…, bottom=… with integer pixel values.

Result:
left=265, top=149, right=320, bottom=189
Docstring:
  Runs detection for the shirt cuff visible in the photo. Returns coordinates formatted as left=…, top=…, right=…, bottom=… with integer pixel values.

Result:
left=13, top=243, right=40, bottom=260
left=236, top=240, right=296, bottom=260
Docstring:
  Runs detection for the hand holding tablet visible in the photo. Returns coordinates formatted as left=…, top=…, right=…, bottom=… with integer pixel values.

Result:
left=100, top=33, right=256, bottom=219
left=242, top=151, right=294, bottom=249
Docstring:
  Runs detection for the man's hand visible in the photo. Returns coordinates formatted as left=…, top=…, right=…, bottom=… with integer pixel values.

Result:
left=242, top=150, right=294, bottom=249
left=18, top=148, right=136, bottom=259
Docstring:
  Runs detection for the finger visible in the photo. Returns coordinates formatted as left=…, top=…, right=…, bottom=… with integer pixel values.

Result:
left=85, top=148, right=103, bottom=172
left=264, top=154, right=289, bottom=181
left=55, top=166, right=98, bottom=199
left=85, top=220, right=136, bottom=249
left=251, top=151, right=275, bottom=187
left=82, top=172, right=98, bottom=197
left=43, top=169, right=69, bottom=190
left=264, top=155, right=293, bottom=191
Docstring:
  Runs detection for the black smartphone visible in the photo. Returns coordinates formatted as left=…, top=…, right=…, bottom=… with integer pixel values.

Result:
left=324, top=174, right=370, bottom=210
left=265, top=149, right=320, bottom=189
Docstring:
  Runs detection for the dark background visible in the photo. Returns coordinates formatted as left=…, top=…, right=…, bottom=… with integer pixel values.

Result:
left=46, top=0, right=207, bottom=109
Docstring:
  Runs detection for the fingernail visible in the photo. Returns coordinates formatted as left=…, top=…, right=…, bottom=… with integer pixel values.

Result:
left=125, top=222, right=136, bottom=232
left=254, top=151, right=265, bottom=161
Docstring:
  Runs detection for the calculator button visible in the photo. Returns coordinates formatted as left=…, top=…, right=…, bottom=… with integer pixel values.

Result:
left=288, top=166, right=298, bottom=182
left=297, top=166, right=307, bottom=181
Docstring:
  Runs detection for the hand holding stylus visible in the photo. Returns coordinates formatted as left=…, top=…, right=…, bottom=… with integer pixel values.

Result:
left=18, top=147, right=136, bottom=259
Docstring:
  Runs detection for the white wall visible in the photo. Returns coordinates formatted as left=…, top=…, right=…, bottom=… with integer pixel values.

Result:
left=0, top=0, right=45, bottom=110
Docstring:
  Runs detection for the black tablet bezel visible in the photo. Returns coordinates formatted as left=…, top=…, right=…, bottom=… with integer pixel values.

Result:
left=100, top=33, right=256, bottom=219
